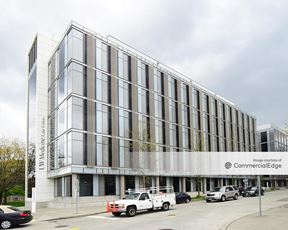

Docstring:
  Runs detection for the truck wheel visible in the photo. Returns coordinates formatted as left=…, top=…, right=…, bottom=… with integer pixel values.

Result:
left=126, top=206, right=136, bottom=217
left=234, top=194, right=238, bottom=200
left=221, top=195, right=226, bottom=202
left=112, top=212, right=121, bottom=216
left=185, top=198, right=190, bottom=203
left=162, top=202, right=170, bottom=211
left=1, top=220, right=12, bottom=229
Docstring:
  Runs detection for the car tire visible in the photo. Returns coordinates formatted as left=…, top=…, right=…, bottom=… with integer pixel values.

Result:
left=1, top=220, right=12, bottom=229
left=162, top=202, right=170, bottom=211
left=112, top=212, right=121, bottom=216
left=221, top=195, right=226, bottom=202
left=206, top=200, right=211, bottom=203
left=185, top=198, right=190, bottom=203
left=126, top=206, right=136, bottom=217
left=234, top=194, right=238, bottom=200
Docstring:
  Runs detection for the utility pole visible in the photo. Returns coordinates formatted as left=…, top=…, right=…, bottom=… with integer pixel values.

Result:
left=257, top=175, right=262, bottom=216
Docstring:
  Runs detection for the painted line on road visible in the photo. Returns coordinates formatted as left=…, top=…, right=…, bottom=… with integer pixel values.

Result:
left=87, top=215, right=119, bottom=220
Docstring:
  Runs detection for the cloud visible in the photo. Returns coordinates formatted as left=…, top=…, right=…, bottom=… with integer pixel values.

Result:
left=0, top=0, right=288, bottom=141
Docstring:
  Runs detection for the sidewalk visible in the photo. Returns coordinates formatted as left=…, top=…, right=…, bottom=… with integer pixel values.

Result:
left=226, top=203, right=288, bottom=230
left=31, top=205, right=106, bottom=221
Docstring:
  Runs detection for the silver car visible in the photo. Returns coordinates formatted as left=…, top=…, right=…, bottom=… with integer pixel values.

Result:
left=205, top=186, right=239, bottom=202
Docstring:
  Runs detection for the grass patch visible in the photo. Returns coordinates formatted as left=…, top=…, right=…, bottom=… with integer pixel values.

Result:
left=191, top=195, right=205, bottom=201
left=7, top=201, right=25, bottom=207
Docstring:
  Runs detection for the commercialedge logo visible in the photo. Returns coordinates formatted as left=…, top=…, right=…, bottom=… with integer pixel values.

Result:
left=225, top=162, right=282, bottom=170
left=225, top=162, right=232, bottom=169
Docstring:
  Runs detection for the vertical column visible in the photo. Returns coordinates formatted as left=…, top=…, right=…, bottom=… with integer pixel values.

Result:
left=198, top=90, right=204, bottom=151
left=220, top=178, right=224, bottom=186
left=120, top=176, right=125, bottom=198
left=148, top=66, right=155, bottom=170
left=182, top=177, right=186, bottom=192
left=135, top=176, right=140, bottom=189
left=111, top=47, right=119, bottom=167
left=115, top=176, right=120, bottom=195
left=156, top=176, right=160, bottom=191
left=177, top=81, right=183, bottom=150
left=131, top=57, right=139, bottom=168
left=99, top=176, right=105, bottom=196
left=189, top=86, right=194, bottom=151
left=203, top=178, right=207, bottom=193
left=86, top=35, right=96, bottom=167
left=93, top=175, right=99, bottom=196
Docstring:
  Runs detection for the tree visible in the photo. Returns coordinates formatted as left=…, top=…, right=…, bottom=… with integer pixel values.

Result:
left=0, top=138, right=25, bottom=204
left=130, top=128, right=156, bottom=188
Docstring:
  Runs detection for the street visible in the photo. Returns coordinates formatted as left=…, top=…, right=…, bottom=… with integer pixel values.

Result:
left=20, top=190, right=288, bottom=230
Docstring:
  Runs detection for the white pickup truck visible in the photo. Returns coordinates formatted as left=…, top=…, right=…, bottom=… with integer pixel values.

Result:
left=109, top=186, right=176, bottom=217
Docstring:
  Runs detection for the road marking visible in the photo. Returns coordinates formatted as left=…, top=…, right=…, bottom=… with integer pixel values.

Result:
left=87, top=215, right=119, bottom=220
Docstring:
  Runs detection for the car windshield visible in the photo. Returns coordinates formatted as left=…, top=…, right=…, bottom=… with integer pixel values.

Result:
left=251, top=187, right=257, bottom=191
left=124, top=193, right=140, bottom=200
left=7, top=207, right=20, bottom=212
left=211, top=187, right=222, bottom=192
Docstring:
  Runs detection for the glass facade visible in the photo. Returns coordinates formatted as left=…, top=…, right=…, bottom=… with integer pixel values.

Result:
left=44, top=24, right=257, bottom=198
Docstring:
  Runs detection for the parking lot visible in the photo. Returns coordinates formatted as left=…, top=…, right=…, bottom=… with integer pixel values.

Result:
left=20, top=189, right=288, bottom=230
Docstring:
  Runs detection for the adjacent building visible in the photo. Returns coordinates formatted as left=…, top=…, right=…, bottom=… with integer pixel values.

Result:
left=26, top=22, right=257, bottom=208
left=257, top=124, right=288, bottom=187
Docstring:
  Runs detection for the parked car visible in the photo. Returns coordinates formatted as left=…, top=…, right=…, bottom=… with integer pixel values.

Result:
left=205, top=186, right=238, bottom=202
left=238, top=187, right=245, bottom=196
left=0, top=206, right=33, bottom=229
left=176, top=192, right=191, bottom=204
left=243, top=186, right=264, bottom=197
left=230, top=185, right=239, bottom=196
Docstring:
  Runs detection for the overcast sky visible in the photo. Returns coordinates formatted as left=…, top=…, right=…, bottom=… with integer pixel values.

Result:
left=0, top=0, right=287, bottom=141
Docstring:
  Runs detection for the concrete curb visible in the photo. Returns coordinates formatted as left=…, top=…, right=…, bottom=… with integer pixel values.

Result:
left=222, top=203, right=288, bottom=230
left=36, top=210, right=106, bottom=222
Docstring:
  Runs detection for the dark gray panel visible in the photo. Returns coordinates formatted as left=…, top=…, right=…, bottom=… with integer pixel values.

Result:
left=111, top=47, right=118, bottom=106
left=111, top=107, right=119, bottom=167
left=86, top=34, right=95, bottom=68
left=87, top=133, right=96, bottom=167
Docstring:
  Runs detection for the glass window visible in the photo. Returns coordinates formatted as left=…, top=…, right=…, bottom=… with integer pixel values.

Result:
left=67, top=28, right=84, bottom=63
left=67, top=62, right=84, bottom=96
left=79, top=174, right=93, bottom=196
left=137, top=61, right=148, bottom=88
left=182, top=105, right=190, bottom=127
left=58, top=71, right=66, bottom=105
left=57, top=103, right=66, bottom=136
left=119, top=109, right=131, bottom=138
left=154, top=70, right=163, bottom=94
left=168, top=76, right=177, bottom=99
left=64, top=176, right=72, bottom=197
left=68, top=97, right=84, bottom=130
left=169, top=100, right=177, bottom=123
left=138, top=88, right=149, bottom=115
left=96, top=40, right=110, bottom=73
left=155, top=120, right=165, bottom=144
left=55, top=178, right=62, bottom=197
left=96, top=136, right=111, bottom=166
left=182, top=127, right=190, bottom=149
left=181, top=83, right=189, bottom=105
left=119, top=139, right=131, bottom=168
left=70, top=132, right=85, bottom=165
left=170, top=124, right=178, bottom=147
left=96, top=71, right=110, bottom=103
left=192, top=88, right=200, bottom=109
left=118, top=51, right=130, bottom=81
left=138, top=115, right=149, bottom=142
left=105, top=175, right=116, bottom=195
left=96, top=104, right=111, bottom=134
left=119, top=80, right=131, bottom=109
left=154, top=95, right=164, bottom=119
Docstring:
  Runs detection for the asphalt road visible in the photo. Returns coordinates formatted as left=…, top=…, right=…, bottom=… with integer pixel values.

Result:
left=18, top=190, right=288, bottom=230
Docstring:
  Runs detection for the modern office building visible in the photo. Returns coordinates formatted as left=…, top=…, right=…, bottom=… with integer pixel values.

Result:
left=26, top=22, right=257, bottom=208
left=257, top=124, right=288, bottom=152
left=257, top=124, right=288, bottom=187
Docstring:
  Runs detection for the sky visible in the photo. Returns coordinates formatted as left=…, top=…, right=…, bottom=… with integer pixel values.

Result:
left=0, top=0, right=287, bottom=141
